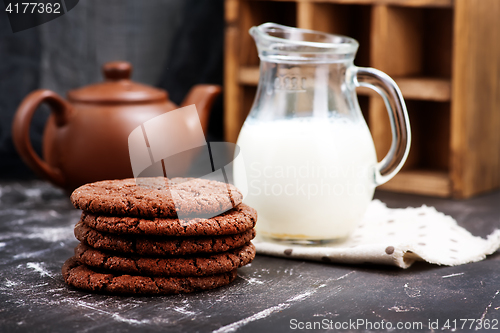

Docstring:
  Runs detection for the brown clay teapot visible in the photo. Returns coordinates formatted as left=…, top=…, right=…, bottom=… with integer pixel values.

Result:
left=12, top=61, right=221, bottom=192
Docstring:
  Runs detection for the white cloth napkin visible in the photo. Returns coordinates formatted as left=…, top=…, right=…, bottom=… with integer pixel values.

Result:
left=253, top=200, right=500, bottom=268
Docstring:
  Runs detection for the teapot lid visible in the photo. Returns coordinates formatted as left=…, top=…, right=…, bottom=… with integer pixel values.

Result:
left=67, top=61, right=167, bottom=103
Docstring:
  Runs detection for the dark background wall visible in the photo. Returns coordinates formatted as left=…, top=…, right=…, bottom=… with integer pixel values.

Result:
left=0, top=0, right=224, bottom=179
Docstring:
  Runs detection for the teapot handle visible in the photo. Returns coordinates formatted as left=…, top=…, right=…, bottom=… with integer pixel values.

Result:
left=12, top=90, right=72, bottom=187
left=353, top=67, right=411, bottom=186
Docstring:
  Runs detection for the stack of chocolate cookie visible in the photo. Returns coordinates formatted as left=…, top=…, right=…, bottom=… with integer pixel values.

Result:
left=62, top=177, right=256, bottom=295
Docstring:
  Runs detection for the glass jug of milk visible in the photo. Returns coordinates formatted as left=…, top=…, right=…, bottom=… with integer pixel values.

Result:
left=234, top=23, right=411, bottom=244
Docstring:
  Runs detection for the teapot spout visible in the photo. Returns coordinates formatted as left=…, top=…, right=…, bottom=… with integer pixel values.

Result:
left=181, top=84, right=221, bottom=135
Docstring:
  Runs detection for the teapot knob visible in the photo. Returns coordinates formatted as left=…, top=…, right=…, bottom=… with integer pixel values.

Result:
left=102, top=61, right=132, bottom=81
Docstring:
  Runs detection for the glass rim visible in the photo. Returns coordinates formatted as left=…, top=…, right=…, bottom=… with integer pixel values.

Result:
left=250, top=23, right=359, bottom=55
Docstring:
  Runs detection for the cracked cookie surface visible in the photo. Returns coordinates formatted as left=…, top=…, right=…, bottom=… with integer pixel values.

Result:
left=74, top=242, right=255, bottom=276
left=80, top=203, right=256, bottom=237
left=62, top=257, right=237, bottom=295
left=70, top=177, right=243, bottom=218
left=74, top=222, right=256, bottom=256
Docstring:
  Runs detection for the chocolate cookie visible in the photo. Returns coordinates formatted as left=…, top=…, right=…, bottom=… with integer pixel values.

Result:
left=70, top=177, right=243, bottom=218
left=80, top=203, right=256, bottom=237
left=75, top=242, right=255, bottom=277
left=62, top=257, right=237, bottom=295
left=74, top=222, right=256, bottom=256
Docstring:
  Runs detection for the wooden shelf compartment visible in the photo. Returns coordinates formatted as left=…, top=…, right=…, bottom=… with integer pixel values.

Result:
left=378, top=170, right=451, bottom=197
left=238, top=66, right=260, bottom=85
left=252, top=0, right=453, bottom=8
left=225, top=0, right=298, bottom=144
left=238, top=66, right=451, bottom=101
left=370, top=5, right=453, bottom=80
left=357, top=77, right=451, bottom=102
left=371, top=98, right=451, bottom=174
left=296, top=2, right=372, bottom=67
left=368, top=4, right=453, bottom=197
left=239, top=0, right=297, bottom=68
left=225, top=0, right=500, bottom=198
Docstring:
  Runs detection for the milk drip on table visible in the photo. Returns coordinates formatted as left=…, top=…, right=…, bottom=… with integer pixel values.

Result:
left=234, top=23, right=411, bottom=243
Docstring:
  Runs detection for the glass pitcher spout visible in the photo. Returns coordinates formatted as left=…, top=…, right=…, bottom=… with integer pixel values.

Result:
left=250, top=23, right=359, bottom=63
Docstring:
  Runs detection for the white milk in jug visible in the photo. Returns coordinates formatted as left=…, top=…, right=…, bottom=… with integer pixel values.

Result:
left=234, top=117, right=378, bottom=242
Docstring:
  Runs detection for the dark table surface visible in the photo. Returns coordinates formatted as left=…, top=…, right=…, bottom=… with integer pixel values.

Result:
left=0, top=180, right=499, bottom=332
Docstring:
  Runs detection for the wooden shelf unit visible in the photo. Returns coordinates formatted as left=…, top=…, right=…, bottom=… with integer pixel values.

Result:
left=224, top=0, right=500, bottom=198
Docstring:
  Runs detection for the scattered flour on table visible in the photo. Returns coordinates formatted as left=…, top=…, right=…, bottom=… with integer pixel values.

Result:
left=213, top=282, right=331, bottom=333
left=0, top=209, right=28, bottom=216
left=313, top=312, right=338, bottom=317
left=287, top=289, right=321, bottom=302
left=239, top=276, right=265, bottom=285
left=68, top=299, right=154, bottom=325
left=24, top=188, right=42, bottom=198
left=4, top=279, right=19, bottom=287
left=26, top=262, right=53, bottom=277
left=403, top=283, right=421, bottom=298
left=173, top=305, right=198, bottom=316
left=26, top=226, right=75, bottom=243
left=442, top=272, right=464, bottom=279
left=112, top=314, right=152, bottom=325
left=213, top=303, right=290, bottom=333
left=388, top=305, right=422, bottom=312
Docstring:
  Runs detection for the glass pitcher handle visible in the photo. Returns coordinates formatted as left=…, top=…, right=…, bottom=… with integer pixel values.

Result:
left=352, top=67, right=411, bottom=186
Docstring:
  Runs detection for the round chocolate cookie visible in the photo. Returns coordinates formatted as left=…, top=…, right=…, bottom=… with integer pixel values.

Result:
left=62, top=257, right=237, bottom=295
left=70, top=177, right=243, bottom=218
left=74, top=222, right=256, bottom=256
left=75, top=242, right=255, bottom=276
left=80, top=203, right=257, bottom=237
